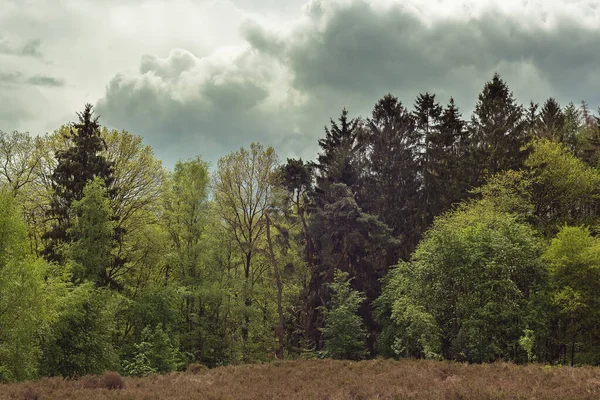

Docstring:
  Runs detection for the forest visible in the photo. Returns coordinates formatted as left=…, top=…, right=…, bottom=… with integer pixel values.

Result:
left=1, top=72, right=600, bottom=382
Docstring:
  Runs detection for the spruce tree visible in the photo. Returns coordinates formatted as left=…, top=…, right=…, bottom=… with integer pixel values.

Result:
left=538, top=98, right=565, bottom=141
left=470, top=73, right=527, bottom=182
left=43, top=104, right=115, bottom=263
left=422, top=98, right=470, bottom=227
left=526, top=101, right=539, bottom=137
left=363, top=94, right=419, bottom=260
left=312, top=108, right=364, bottom=204
left=414, top=93, right=443, bottom=229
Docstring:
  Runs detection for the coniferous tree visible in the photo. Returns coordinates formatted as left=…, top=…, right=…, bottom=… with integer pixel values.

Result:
left=424, top=98, right=471, bottom=226
left=526, top=101, right=540, bottom=137
left=470, top=73, right=527, bottom=182
left=414, top=93, right=443, bottom=230
left=562, top=102, right=581, bottom=152
left=312, top=108, right=365, bottom=204
left=363, top=94, right=419, bottom=260
left=309, top=184, right=397, bottom=352
left=42, top=104, right=115, bottom=263
left=538, top=98, right=565, bottom=141
left=576, top=102, right=600, bottom=167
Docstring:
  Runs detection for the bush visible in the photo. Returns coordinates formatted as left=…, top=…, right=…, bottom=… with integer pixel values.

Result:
left=186, top=363, right=208, bottom=375
left=123, top=324, right=184, bottom=376
left=22, top=387, right=40, bottom=400
left=80, top=371, right=125, bottom=390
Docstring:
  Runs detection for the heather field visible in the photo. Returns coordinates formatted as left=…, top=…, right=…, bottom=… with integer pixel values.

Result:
left=2, top=359, right=600, bottom=400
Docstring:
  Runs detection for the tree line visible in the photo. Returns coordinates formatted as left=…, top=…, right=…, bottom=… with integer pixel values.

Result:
left=2, top=73, right=600, bottom=381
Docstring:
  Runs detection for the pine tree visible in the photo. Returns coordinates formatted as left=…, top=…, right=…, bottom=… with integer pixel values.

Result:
left=43, top=104, right=115, bottom=263
left=470, top=73, right=527, bottom=182
left=308, top=183, right=396, bottom=352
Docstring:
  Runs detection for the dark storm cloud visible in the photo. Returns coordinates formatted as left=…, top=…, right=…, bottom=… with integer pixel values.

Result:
left=249, top=0, right=600, bottom=105
left=95, top=0, right=600, bottom=166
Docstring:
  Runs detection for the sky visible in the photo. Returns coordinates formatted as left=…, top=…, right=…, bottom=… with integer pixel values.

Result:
left=2, top=0, right=600, bottom=167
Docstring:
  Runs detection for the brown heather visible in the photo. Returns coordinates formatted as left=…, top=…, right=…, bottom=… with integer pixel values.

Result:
left=2, top=359, right=600, bottom=400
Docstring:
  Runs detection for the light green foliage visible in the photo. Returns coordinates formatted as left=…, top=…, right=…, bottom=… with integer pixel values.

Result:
left=519, top=329, right=536, bottom=362
left=379, top=201, right=545, bottom=363
left=475, top=140, right=600, bottom=238
left=321, top=270, right=367, bottom=360
left=543, top=226, right=600, bottom=364
left=163, top=157, right=210, bottom=281
left=40, top=283, right=119, bottom=377
left=124, top=324, right=183, bottom=376
left=0, top=191, right=48, bottom=382
left=526, top=139, right=600, bottom=235
left=214, top=143, right=279, bottom=361
left=472, top=170, right=534, bottom=218
left=67, top=178, right=115, bottom=286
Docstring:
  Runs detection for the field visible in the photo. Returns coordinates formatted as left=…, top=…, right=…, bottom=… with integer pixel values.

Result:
left=2, top=359, right=600, bottom=400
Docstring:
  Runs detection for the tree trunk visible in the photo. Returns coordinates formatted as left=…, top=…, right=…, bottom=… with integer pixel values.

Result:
left=242, top=250, right=252, bottom=357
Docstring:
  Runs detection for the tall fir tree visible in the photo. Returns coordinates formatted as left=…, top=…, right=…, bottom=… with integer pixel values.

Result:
left=42, top=104, right=115, bottom=263
left=312, top=108, right=365, bottom=204
left=538, top=98, right=565, bottom=141
left=562, top=102, right=581, bottom=152
left=363, top=94, right=419, bottom=260
left=526, top=101, right=540, bottom=137
left=413, top=93, right=443, bottom=230
left=421, top=98, right=471, bottom=228
left=576, top=101, right=600, bottom=168
left=470, top=73, right=528, bottom=183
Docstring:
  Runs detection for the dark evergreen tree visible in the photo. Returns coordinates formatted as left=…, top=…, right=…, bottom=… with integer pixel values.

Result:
left=526, top=101, right=540, bottom=137
left=562, top=102, right=581, bottom=152
left=575, top=102, right=600, bottom=168
left=538, top=98, right=564, bottom=141
left=363, top=94, right=419, bottom=260
left=421, top=98, right=471, bottom=228
left=42, top=104, right=115, bottom=264
left=470, top=73, right=527, bottom=183
left=414, top=93, right=443, bottom=230
left=309, top=184, right=397, bottom=352
left=312, top=108, right=365, bottom=203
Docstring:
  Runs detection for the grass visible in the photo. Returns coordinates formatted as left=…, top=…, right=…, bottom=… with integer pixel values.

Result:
left=2, top=359, right=600, bottom=399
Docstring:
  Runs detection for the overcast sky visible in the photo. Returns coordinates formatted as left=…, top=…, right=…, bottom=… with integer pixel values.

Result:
left=1, top=0, right=600, bottom=167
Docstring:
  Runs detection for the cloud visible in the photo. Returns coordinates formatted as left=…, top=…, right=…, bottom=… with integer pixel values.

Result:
left=0, top=37, right=43, bottom=58
left=91, top=0, right=600, bottom=167
left=0, top=72, right=22, bottom=84
left=0, top=71, right=65, bottom=87
left=26, top=75, right=65, bottom=87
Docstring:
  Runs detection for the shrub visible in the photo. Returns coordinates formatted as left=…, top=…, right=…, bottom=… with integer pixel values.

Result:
left=101, top=372, right=125, bottom=390
left=123, top=324, right=184, bottom=376
left=22, top=387, right=40, bottom=400
left=186, top=363, right=208, bottom=375
left=80, top=371, right=125, bottom=390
